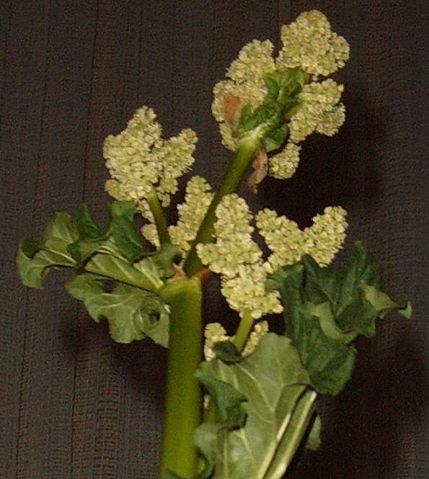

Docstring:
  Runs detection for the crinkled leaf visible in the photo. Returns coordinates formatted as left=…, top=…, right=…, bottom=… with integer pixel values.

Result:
left=276, top=265, right=355, bottom=395
left=66, top=273, right=169, bottom=346
left=195, top=334, right=310, bottom=479
left=133, top=243, right=181, bottom=289
left=69, top=200, right=146, bottom=264
left=85, top=253, right=164, bottom=292
left=17, top=213, right=78, bottom=288
left=271, top=242, right=411, bottom=395
left=109, top=215, right=145, bottom=262
left=147, top=243, right=182, bottom=279
left=107, top=201, right=146, bottom=262
left=108, top=200, right=136, bottom=219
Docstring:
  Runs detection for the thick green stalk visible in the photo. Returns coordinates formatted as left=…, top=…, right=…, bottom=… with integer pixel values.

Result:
left=183, top=137, right=260, bottom=276
left=159, top=277, right=203, bottom=478
left=265, top=389, right=317, bottom=479
left=147, top=191, right=171, bottom=245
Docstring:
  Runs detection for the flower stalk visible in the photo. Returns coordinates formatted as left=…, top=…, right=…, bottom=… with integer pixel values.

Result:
left=147, top=190, right=171, bottom=245
left=183, top=137, right=260, bottom=277
left=159, top=277, right=203, bottom=478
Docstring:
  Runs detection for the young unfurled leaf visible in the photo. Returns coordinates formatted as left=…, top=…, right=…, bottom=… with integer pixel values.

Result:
left=66, top=273, right=169, bottom=345
left=195, top=334, right=311, bottom=479
left=17, top=213, right=78, bottom=288
left=270, top=242, right=411, bottom=395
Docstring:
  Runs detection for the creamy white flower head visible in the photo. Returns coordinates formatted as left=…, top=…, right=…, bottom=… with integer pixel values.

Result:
left=221, top=264, right=283, bottom=319
left=242, top=320, right=269, bottom=356
left=203, top=320, right=270, bottom=360
left=289, top=79, right=345, bottom=143
left=268, top=142, right=301, bottom=179
left=277, top=10, right=350, bottom=76
left=212, top=40, right=275, bottom=151
left=203, top=323, right=230, bottom=361
left=257, top=206, right=348, bottom=272
left=256, top=209, right=305, bottom=270
left=197, top=194, right=282, bottom=319
left=198, top=195, right=347, bottom=318
left=169, top=176, right=213, bottom=253
left=197, top=194, right=262, bottom=278
left=104, top=106, right=197, bottom=211
left=303, top=206, right=348, bottom=266
left=141, top=176, right=213, bottom=253
left=211, top=11, right=349, bottom=189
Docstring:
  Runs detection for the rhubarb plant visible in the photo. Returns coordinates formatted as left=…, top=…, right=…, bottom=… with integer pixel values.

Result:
left=17, top=10, right=410, bottom=479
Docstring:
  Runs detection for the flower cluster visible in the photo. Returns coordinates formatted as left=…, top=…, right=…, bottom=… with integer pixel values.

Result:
left=277, top=10, right=349, bottom=76
left=212, top=10, right=348, bottom=181
left=288, top=79, right=345, bottom=143
left=203, top=321, right=269, bottom=361
left=168, top=176, right=213, bottom=253
left=141, top=176, right=214, bottom=254
left=256, top=205, right=348, bottom=271
left=198, top=195, right=347, bottom=318
left=197, top=195, right=282, bottom=319
left=104, top=106, right=197, bottom=215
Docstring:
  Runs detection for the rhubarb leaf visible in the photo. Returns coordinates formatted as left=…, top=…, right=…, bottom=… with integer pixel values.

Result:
left=195, top=334, right=311, bottom=479
left=17, top=212, right=78, bottom=288
left=66, top=273, right=169, bottom=345
left=270, top=242, right=411, bottom=395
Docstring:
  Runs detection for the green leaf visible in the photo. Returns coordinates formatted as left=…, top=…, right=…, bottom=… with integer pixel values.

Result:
left=196, top=373, right=247, bottom=429
left=17, top=213, right=78, bottom=288
left=262, top=124, right=289, bottom=153
left=108, top=200, right=136, bottom=219
left=109, top=215, right=145, bottom=262
left=146, top=243, right=182, bottom=279
left=74, top=204, right=103, bottom=239
left=195, top=334, right=311, bottom=479
left=276, top=265, right=355, bottom=395
left=271, top=242, right=411, bottom=395
left=69, top=200, right=146, bottom=264
left=20, top=239, right=41, bottom=258
left=85, top=253, right=164, bottom=292
left=66, top=273, right=169, bottom=346
left=212, top=341, right=243, bottom=364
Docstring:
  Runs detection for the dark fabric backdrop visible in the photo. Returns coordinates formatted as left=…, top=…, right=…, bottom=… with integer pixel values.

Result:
left=1, top=1, right=428, bottom=478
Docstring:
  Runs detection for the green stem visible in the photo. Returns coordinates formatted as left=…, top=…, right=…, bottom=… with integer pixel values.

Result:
left=265, top=390, right=317, bottom=479
left=159, top=277, right=203, bottom=478
left=147, top=191, right=171, bottom=245
left=232, top=310, right=255, bottom=351
left=183, top=137, right=260, bottom=276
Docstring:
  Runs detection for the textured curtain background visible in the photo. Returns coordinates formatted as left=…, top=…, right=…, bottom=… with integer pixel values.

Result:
left=1, top=1, right=428, bottom=478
